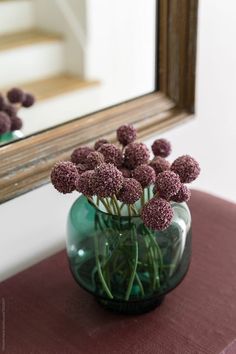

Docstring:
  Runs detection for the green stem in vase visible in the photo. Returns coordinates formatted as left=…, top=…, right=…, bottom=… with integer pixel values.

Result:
left=94, top=232, right=113, bottom=299
left=100, top=198, right=113, bottom=214
left=113, top=195, right=121, bottom=216
left=144, top=226, right=163, bottom=271
left=125, top=226, right=138, bottom=301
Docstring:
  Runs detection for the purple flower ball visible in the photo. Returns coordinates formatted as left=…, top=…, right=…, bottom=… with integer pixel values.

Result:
left=119, top=167, right=131, bottom=178
left=117, top=178, right=143, bottom=205
left=155, top=171, right=181, bottom=200
left=75, top=170, right=94, bottom=196
left=86, top=151, right=104, bottom=169
left=10, top=116, right=23, bottom=131
left=0, top=94, right=5, bottom=110
left=132, top=164, right=156, bottom=188
left=71, top=146, right=94, bottom=164
left=124, top=142, right=150, bottom=169
left=92, top=163, right=123, bottom=198
left=117, top=124, right=137, bottom=146
left=0, top=112, right=11, bottom=134
left=152, top=138, right=172, bottom=158
left=150, top=157, right=170, bottom=175
left=7, top=88, right=24, bottom=104
left=22, top=93, right=35, bottom=108
left=94, top=139, right=109, bottom=151
left=76, top=164, right=89, bottom=175
left=3, top=104, right=17, bottom=118
left=51, top=161, right=79, bottom=194
left=98, top=143, right=123, bottom=167
left=171, top=184, right=191, bottom=203
left=141, top=197, right=173, bottom=231
left=171, top=155, right=200, bottom=183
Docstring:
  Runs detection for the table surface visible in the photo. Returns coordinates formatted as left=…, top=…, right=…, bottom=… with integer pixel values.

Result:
left=1, top=190, right=236, bottom=354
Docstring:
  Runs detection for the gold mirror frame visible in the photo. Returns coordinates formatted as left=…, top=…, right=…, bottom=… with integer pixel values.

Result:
left=0, top=0, right=198, bottom=203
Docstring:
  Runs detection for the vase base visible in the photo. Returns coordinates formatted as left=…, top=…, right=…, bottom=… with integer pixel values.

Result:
left=96, top=295, right=165, bottom=315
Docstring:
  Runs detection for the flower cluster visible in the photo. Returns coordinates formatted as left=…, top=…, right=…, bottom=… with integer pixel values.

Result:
left=51, top=124, right=200, bottom=231
left=0, top=88, right=35, bottom=136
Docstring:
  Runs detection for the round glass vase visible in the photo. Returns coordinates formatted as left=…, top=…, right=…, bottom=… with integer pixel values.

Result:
left=67, top=195, right=192, bottom=315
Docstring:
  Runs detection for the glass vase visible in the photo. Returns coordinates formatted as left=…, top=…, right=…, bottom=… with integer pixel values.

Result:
left=67, top=195, right=191, bottom=315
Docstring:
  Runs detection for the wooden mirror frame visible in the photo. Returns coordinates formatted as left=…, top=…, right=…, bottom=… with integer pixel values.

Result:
left=0, top=0, right=198, bottom=204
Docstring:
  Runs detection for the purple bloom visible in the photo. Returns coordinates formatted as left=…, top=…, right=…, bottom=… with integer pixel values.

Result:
left=51, top=161, right=79, bottom=194
left=86, top=151, right=104, bottom=169
left=141, top=197, right=173, bottom=231
left=150, top=157, right=170, bottom=175
left=3, top=104, right=17, bottom=118
left=152, top=138, right=171, bottom=158
left=94, top=138, right=109, bottom=151
left=117, top=178, right=143, bottom=204
left=0, top=94, right=5, bottom=110
left=155, top=171, right=181, bottom=200
left=10, top=116, right=23, bottom=131
left=92, top=163, right=123, bottom=197
left=171, top=184, right=191, bottom=203
left=98, top=143, right=123, bottom=167
left=119, top=167, right=131, bottom=178
left=117, top=124, right=137, bottom=146
left=22, top=93, right=35, bottom=108
left=71, top=146, right=94, bottom=164
left=124, top=142, right=150, bottom=169
left=75, top=170, right=94, bottom=196
left=0, top=112, right=11, bottom=134
left=132, top=164, right=156, bottom=188
left=7, top=88, right=24, bottom=104
left=76, top=163, right=89, bottom=175
left=171, top=155, right=200, bottom=183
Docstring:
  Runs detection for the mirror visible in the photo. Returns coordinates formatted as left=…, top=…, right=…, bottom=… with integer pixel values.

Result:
left=0, top=0, right=156, bottom=147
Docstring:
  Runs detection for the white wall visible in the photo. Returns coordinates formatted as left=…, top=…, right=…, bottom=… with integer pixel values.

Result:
left=85, top=0, right=156, bottom=105
left=1, top=0, right=235, bottom=282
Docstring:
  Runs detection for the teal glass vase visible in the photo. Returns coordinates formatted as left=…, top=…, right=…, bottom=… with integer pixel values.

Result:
left=67, top=195, right=192, bottom=315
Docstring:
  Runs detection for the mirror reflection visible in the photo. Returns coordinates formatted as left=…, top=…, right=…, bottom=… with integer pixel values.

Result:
left=0, top=0, right=156, bottom=147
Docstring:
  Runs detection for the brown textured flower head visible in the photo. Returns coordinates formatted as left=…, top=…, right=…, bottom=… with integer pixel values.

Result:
left=150, top=157, right=170, bottom=176
left=171, top=184, right=191, bottom=203
left=92, top=163, right=124, bottom=197
left=76, top=163, right=89, bottom=175
left=117, top=124, right=137, bottom=146
left=71, top=146, right=94, bottom=164
left=75, top=170, right=94, bottom=196
left=98, top=143, right=123, bottom=167
left=51, top=161, right=79, bottom=194
left=152, top=138, right=171, bottom=158
left=117, top=178, right=143, bottom=204
left=171, top=155, right=200, bottom=183
left=155, top=170, right=181, bottom=200
left=7, top=88, right=24, bottom=104
left=94, top=138, right=109, bottom=151
left=0, top=112, right=11, bottom=134
left=22, top=93, right=35, bottom=108
left=10, top=116, right=23, bottom=131
left=86, top=151, right=104, bottom=169
left=124, top=142, right=150, bottom=169
left=141, top=197, right=173, bottom=230
left=4, top=104, right=17, bottom=118
left=0, top=94, right=5, bottom=110
left=119, top=167, right=132, bottom=178
left=132, top=164, right=156, bottom=188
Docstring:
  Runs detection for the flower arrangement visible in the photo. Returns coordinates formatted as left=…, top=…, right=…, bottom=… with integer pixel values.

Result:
left=51, top=125, right=200, bottom=309
left=0, top=88, right=35, bottom=136
left=51, top=124, right=200, bottom=231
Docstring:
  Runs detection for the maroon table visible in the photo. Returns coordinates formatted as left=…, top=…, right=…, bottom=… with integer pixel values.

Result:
left=1, top=190, right=236, bottom=354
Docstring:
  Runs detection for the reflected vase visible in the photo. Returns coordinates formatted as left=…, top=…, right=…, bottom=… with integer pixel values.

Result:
left=67, top=195, right=192, bottom=315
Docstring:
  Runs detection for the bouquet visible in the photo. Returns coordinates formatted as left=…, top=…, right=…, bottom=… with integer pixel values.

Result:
left=51, top=124, right=200, bottom=231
